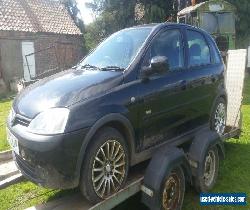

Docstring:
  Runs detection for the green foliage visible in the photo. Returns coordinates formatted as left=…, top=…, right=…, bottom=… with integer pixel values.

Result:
left=144, top=4, right=166, bottom=23
left=83, top=0, right=175, bottom=51
left=0, top=98, right=12, bottom=151
left=84, top=0, right=137, bottom=51
left=243, top=73, right=250, bottom=105
left=105, top=0, right=137, bottom=29
left=85, top=0, right=105, bottom=17
left=62, top=0, right=85, bottom=33
left=84, top=11, right=119, bottom=51
left=140, top=0, right=175, bottom=23
left=0, top=180, right=76, bottom=210
left=83, top=0, right=250, bottom=51
left=227, top=0, right=250, bottom=48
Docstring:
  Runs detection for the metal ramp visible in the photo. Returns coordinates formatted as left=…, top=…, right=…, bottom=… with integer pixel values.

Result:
left=225, top=49, right=247, bottom=128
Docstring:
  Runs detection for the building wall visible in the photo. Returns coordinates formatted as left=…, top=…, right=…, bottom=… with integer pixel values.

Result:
left=34, top=34, right=84, bottom=77
left=0, top=31, right=84, bottom=88
left=0, top=38, right=23, bottom=85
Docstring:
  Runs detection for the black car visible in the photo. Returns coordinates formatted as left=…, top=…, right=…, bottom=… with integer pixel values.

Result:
left=7, top=23, right=227, bottom=203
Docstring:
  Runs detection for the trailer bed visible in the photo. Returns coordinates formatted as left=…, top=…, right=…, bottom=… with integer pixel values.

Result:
left=26, top=127, right=241, bottom=210
left=26, top=163, right=146, bottom=210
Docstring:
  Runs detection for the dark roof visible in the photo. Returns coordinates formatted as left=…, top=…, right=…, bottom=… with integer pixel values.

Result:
left=0, top=0, right=82, bottom=35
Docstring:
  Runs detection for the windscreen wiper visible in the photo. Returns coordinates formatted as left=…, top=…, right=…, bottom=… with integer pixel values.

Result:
left=100, top=66, right=125, bottom=71
left=80, top=64, right=100, bottom=70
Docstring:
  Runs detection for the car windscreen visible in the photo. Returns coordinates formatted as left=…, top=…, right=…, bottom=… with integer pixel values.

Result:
left=79, top=27, right=153, bottom=70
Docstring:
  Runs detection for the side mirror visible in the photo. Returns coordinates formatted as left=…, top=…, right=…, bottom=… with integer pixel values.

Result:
left=141, top=56, right=169, bottom=79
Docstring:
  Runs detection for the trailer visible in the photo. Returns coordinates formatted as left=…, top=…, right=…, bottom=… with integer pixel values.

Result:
left=27, top=49, right=246, bottom=210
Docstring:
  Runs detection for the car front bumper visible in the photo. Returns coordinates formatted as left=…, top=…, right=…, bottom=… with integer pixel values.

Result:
left=7, top=123, right=89, bottom=189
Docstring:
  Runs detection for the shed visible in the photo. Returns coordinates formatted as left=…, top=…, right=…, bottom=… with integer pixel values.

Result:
left=0, top=0, right=84, bottom=91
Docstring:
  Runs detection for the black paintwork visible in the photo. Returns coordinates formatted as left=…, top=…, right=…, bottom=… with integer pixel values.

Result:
left=8, top=23, right=226, bottom=189
left=14, top=69, right=123, bottom=118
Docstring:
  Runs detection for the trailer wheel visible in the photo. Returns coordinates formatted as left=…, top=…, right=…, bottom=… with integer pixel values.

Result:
left=195, top=146, right=219, bottom=192
left=161, top=167, right=185, bottom=210
left=80, top=127, right=129, bottom=203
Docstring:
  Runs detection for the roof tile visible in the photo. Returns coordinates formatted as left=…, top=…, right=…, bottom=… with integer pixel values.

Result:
left=0, top=0, right=81, bottom=35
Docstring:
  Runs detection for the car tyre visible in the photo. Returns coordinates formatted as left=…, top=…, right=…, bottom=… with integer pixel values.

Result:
left=210, top=97, right=227, bottom=136
left=80, top=127, right=129, bottom=203
left=160, top=167, right=185, bottom=210
left=194, top=146, right=219, bottom=192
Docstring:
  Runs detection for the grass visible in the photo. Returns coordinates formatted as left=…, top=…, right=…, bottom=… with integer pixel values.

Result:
left=0, top=97, right=12, bottom=151
left=0, top=75, right=249, bottom=210
left=0, top=181, right=76, bottom=210
left=181, top=74, right=250, bottom=210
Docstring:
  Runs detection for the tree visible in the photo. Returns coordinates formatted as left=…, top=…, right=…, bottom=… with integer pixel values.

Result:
left=84, top=0, right=137, bottom=51
left=84, top=10, right=120, bottom=51
left=84, top=0, right=178, bottom=51
left=61, top=0, right=85, bottom=33
left=138, top=0, right=176, bottom=23
left=86, top=0, right=136, bottom=30
left=84, top=0, right=250, bottom=50
left=227, top=0, right=250, bottom=47
left=85, top=0, right=106, bottom=19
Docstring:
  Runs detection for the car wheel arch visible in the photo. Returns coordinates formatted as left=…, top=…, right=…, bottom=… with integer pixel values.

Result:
left=75, top=113, right=136, bottom=183
left=219, top=94, right=227, bottom=104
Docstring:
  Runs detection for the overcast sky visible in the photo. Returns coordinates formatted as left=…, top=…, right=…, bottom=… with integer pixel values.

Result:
left=76, top=0, right=94, bottom=24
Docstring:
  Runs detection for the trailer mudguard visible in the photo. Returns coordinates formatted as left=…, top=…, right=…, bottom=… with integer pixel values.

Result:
left=141, top=145, right=190, bottom=210
left=188, top=128, right=225, bottom=177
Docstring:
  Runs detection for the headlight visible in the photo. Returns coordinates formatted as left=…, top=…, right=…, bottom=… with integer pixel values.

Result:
left=28, top=108, right=69, bottom=135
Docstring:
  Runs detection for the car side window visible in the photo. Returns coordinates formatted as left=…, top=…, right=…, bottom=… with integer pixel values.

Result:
left=210, top=41, right=221, bottom=64
left=187, top=30, right=211, bottom=67
left=142, top=29, right=184, bottom=71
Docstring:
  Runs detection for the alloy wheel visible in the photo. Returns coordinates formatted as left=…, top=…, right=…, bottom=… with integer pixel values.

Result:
left=92, top=140, right=126, bottom=199
left=214, top=102, right=226, bottom=135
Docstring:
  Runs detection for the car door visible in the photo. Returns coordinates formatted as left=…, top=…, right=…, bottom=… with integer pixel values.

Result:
left=138, top=28, right=192, bottom=150
left=180, top=29, right=219, bottom=131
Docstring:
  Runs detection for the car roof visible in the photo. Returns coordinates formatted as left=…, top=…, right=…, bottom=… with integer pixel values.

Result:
left=124, top=22, right=210, bottom=39
left=130, top=22, right=198, bottom=31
